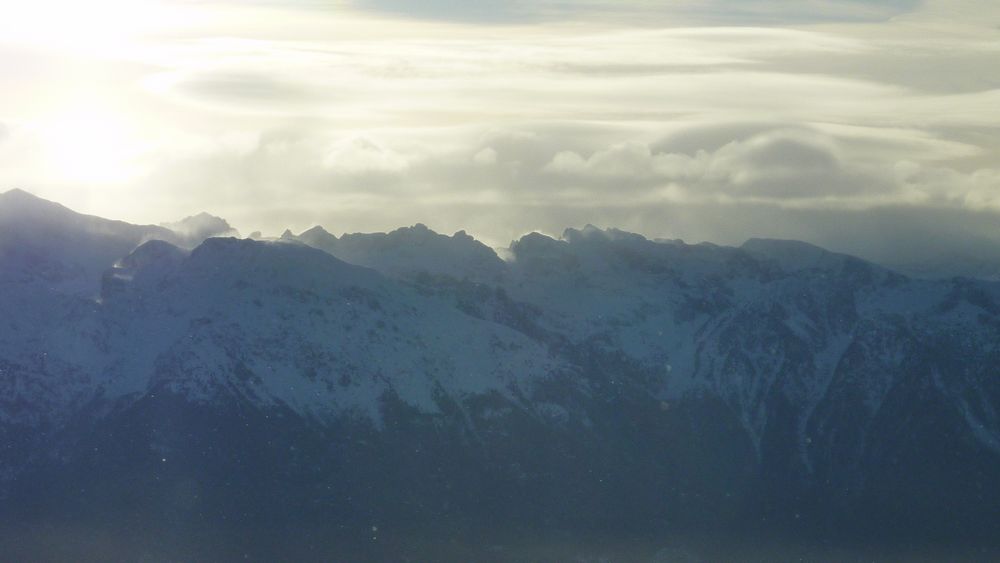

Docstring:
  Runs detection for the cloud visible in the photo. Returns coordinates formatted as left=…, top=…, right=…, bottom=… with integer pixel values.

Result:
left=544, top=142, right=697, bottom=184
left=2, top=0, right=998, bottom=277
left=138, top=23, right=952, bottom=138
left=473, top=147, right=498, bottom=165
left=697, top=129, right=865, bottom=198
left=173, top=71, right=324, bottom=105
left=31, top=105, right=985, bottom=279
left=322, top=137, right=412, bottom=175
left=124, top=120, right=998, bottom=239
left=350, top=0, right=531, bottom=23
left=684, top=0, right=921, bottom=24
left=895, top=162, right=1000, bottom=210
left=348, top=0, right=920, bottom=24
left=540, top=128, right=894, bottom=200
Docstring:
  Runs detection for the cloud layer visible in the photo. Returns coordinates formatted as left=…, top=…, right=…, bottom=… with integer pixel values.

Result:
left=0, top=0, right=998, bottom=274
left=351, top=0, right=921, bottom=24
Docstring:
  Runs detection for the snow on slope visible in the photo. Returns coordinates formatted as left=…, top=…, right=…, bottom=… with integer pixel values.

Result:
left=3, top=191, right=1000, bottom=481
left=94, top=237, right=564, bottom=423
left=496, top=225, right=1000, bottom=456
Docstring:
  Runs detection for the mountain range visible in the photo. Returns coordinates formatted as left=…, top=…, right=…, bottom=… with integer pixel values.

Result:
left=1, top=188, right=999, bottom=561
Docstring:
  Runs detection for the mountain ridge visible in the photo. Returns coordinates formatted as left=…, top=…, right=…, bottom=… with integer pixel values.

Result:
left=2, top=189, right=1000, bottom=559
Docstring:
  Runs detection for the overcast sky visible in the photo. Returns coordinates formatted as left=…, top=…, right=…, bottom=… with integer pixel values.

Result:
left=1, top=0, right=998, bottom=265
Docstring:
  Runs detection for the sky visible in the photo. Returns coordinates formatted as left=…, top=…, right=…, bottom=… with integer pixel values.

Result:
left=0, top=0, right=998, bottom=267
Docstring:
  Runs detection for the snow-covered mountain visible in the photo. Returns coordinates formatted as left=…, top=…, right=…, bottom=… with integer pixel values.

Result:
left=2, top=189, right=999, bottom=560
left=0, top=190, right=241, bottom=296
left=0, top=189, right=175, bottom=296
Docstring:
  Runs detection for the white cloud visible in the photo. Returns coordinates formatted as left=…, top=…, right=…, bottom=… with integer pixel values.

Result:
left=323, top=137, right=411, bottom=175
left=349, top=0, right=920, bottom=24
left=0, top=0, right=998, bottom=269
left=540, top=128, right=887, bottom=200
left=473, top=147, right=498, bottom=165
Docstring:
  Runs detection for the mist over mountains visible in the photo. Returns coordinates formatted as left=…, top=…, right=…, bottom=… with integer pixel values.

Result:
left=2, top=188, right=1000, bottom=561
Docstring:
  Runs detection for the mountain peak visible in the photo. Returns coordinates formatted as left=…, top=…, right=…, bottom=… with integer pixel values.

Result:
left=101, top=239, right=189, bottom=300
left=0, top=190, right=177, bottom=296
left=562, top=225, right=647, bottom=245
left=300, top=225, right=334, bottom=238
left=290, top=223, right=506, bottom=282
left=561, top=224, right=601, bottom=241
left=1, top=187, right=37, bottom=201
left=0, top=188, right=73, bottom=218
left=509, top=232, right=567, bottom=262
left=386, top=223, right=437, bottom=241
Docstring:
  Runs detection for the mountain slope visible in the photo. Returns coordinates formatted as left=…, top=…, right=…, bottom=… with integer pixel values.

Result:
left=0, top=189, right=175, bottom=295
left=2, top=192, right=1000, bottom=560
left=0, top=189, right=239, bottom=296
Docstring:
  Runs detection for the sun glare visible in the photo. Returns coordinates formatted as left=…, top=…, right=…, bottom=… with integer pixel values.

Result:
left=0, top=0, right=195, bottom=51
left=38, top=109, right=144, bottom=185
